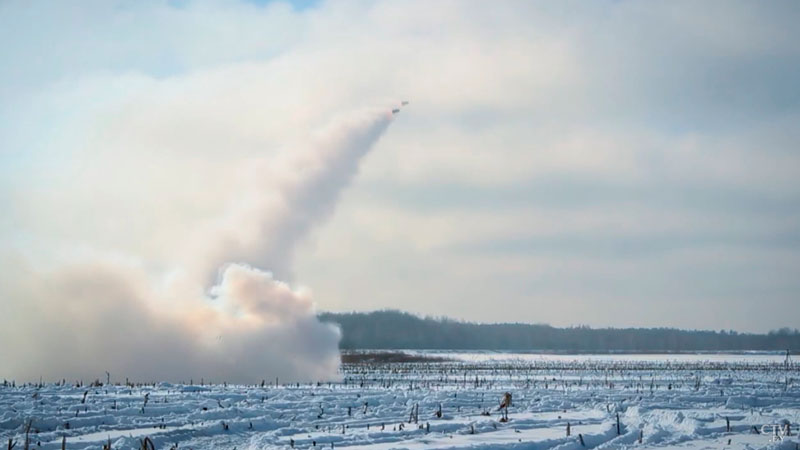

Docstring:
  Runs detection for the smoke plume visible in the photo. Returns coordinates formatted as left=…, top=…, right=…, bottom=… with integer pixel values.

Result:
left=0, top=108, right=393, bottom=384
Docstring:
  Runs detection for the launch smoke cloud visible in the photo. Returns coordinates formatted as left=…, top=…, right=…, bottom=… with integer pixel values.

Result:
left=0, top=107, right=394, bottom=384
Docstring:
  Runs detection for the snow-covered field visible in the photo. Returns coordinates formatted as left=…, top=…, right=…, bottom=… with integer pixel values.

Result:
left=2, top=353, right=798, bottom=449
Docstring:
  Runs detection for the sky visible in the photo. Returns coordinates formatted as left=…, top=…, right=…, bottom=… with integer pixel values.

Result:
left=1, top=0, right=799, bottom=337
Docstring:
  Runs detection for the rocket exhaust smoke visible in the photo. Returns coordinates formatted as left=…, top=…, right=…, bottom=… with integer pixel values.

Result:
left=193, top=109, right=393, bottom=284
left=0, top=108, right=394, bottom=384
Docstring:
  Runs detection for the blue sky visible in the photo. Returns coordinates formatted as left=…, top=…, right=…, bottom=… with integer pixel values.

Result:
left=250, top=0, right=320, bottom=10
left=1, top=0, right=799, bottom=333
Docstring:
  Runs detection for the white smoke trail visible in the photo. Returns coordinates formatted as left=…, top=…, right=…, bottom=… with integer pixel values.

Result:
left=0, top=108, right=394, bottom=384
left=190, top=108, right=393, bottom=284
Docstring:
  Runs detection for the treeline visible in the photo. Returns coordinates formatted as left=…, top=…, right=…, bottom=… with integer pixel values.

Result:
left=318, top=310, right=800, bottom=352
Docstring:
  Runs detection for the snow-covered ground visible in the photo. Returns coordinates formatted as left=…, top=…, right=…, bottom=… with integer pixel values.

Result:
left=2, top=353, right=798, bottom=449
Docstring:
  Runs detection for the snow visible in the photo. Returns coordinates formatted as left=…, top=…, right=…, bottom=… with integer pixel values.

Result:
left=1, top=353, right=797, bottom=449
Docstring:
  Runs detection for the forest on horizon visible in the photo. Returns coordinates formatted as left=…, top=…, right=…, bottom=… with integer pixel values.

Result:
left=319, top=310, right=800, bottom=352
